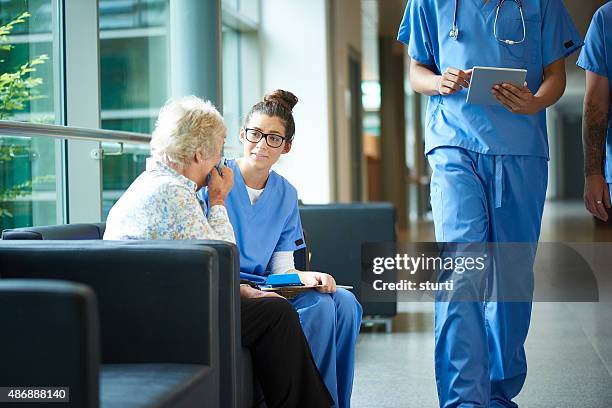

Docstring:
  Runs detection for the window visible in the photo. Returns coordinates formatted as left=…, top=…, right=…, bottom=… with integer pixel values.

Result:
left=222, top=0, right=240, bottom=10
left=222, top=25, right=242, bottom=152
left=1, top=0, right=228, bottom=231
left=0, top=0, right=60, bottom=231
left=99, top=0, right=169, bottom=134
left=221, top=0, right=260, bottom=158
left=98, top=0, right=169, bottom=218
left=0, top=0, right=55, bottom=123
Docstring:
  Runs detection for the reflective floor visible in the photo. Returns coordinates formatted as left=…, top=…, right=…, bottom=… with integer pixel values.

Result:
left=353, top=200, right=612, bottom=408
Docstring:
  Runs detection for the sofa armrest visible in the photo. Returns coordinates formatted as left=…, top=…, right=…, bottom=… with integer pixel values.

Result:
left=0, top=240, right=218, bottom=369
left=293, top=230, right=310, bottom=271
left=0, top=279, right=100, bottom=408
left=189, top=240, right=241, bottom=408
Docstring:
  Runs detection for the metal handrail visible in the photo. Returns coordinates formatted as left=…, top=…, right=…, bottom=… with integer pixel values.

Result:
left=0, top=120, right=150, bottom=144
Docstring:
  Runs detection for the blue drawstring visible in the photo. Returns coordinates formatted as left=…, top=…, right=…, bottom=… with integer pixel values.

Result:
left=495, top=155, right=504, bottom=208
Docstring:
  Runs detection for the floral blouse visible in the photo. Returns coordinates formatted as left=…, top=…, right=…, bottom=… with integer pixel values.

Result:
left=104, top=158, right=235, bottom=243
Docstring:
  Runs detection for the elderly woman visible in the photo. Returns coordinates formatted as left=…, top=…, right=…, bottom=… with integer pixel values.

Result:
left=104, top=96, right=333, bottom=408
left=104, top=96, right=234, bottom=241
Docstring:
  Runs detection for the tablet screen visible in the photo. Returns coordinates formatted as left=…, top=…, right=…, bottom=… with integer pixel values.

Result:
left=466, top=66, right=527, bottom=106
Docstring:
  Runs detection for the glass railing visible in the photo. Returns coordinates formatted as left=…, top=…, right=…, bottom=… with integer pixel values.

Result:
left=101, top=141, right=150, bottom=218
left=0, top=120, right=150, bottom=231
left=0, top=134, right=59, bottom=230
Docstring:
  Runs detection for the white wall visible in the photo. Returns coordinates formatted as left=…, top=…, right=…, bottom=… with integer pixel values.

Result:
left=260, top=0, right=331, bottom=203
left=330, top=0, right=363, bottom=202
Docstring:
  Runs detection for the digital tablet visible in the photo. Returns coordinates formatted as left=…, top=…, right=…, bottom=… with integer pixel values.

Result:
left=466, top=66, right=527, bottom=106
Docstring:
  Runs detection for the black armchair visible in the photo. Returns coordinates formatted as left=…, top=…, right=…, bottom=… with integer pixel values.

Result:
left=0, top=279, right=99, bottom=408
left=299, top=202, right=397, bottom=318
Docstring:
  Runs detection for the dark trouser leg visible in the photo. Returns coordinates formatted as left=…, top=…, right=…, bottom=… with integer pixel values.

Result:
left=241, top=297, right=333, bottom=408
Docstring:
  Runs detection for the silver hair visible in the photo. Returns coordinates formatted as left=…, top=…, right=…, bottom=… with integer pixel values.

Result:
left=150, top=96, right=226, bottom=168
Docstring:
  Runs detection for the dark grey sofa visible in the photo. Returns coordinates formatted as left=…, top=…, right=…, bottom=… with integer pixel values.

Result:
left=1, top=225, right=261, bottom=408
left=1, top=204, right=381, bottom=406
left=0, top=240, right=221, bottom=408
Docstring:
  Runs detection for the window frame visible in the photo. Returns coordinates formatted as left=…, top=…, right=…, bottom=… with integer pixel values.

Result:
left=221, top=0, right=261, bottom=158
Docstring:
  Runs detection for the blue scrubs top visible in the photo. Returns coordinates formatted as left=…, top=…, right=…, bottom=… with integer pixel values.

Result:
left=398, top=0, right=582, bottom=158
left=577, top=3, right=612, bottom=182
left=199, top=159, right=306, bottom=283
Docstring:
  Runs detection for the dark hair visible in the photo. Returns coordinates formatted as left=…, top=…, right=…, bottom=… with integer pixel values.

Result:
left=243, top=89, right=298, bottom=143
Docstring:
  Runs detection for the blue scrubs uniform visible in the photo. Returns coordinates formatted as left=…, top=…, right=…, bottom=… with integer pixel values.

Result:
left=200, top=159, right=362, bottom=408
left=577, top=3, right=612, bottom=201
left=398, top=1, right=582, bottom=407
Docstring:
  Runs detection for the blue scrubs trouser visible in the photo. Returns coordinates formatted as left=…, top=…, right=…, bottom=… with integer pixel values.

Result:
left=290, top=288, right=362, bottom=408
left=428, top=147, right=547, bottom=408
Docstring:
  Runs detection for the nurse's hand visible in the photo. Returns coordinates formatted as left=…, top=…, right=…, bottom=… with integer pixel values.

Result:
left=584, top=174, right=611, bottom=222
left=209, top=166, right=234, bottom=207
left=436, top=67, right=472, bottom=96
left=298, top=271, right=337, bottom=293
left=240, top=284, right=284, bottom=299
left=492, top=82, right=541, bottom=115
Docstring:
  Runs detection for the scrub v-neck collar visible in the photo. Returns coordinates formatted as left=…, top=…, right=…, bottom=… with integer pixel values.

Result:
left=470, top=0, right=498, bottom=21
left=234, top=162, right=275, bottom=217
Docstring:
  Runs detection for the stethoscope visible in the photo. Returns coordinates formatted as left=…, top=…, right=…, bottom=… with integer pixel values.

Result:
left=450, top=0, right=526, bottom=45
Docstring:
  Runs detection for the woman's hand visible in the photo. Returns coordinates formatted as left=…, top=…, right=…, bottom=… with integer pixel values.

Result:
left=240, top=284, right=283, bottom=299
left=584, top=174, right=611, bottom=222
left=208, top=166, right=234, bottom=207
left=409, top=61, right=471, bottom=96
left=492, top=82, right=542, bottom=115
left=436, top=67, right=472, bottom=96
left=298, top=271, right=336, bottom=293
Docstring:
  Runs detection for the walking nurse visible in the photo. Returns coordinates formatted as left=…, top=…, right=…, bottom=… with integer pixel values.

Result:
left=398, top=1, right=581, bottom=407
left=578, top=3, right=612, bottom=222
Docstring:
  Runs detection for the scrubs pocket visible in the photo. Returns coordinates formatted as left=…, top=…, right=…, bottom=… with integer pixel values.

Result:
left=429, top=182, right=445, bottom=242
left=425, top=96, right=442, bottom=128
left=500, top=19, right=539, bottom=66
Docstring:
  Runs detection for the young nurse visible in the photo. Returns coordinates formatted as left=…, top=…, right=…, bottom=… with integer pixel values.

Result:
left=201, top=90, right=362, bottom=408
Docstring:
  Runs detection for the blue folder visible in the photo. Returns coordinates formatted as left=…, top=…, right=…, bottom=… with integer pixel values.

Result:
left=264, top=273, right=304, bottom=288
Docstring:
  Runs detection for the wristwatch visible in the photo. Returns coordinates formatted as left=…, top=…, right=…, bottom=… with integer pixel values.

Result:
left=240, top=279, right=260, bottom=290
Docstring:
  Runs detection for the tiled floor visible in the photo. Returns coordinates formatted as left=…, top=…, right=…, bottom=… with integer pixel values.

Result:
left=352, top=201, right=612, bottom=408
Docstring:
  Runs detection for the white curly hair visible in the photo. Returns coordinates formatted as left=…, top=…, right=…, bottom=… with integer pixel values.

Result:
left=150, top=96, right=226, bottom=168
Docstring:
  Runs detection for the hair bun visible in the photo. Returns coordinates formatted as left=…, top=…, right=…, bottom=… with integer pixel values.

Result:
left=263, top=89, right=298, bottom=111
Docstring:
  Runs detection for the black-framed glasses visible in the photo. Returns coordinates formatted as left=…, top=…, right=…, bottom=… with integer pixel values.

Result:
left=244, top=128, right=287, bottom=148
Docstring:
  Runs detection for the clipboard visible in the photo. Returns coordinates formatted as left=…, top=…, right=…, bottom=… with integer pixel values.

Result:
left=466, top=66, right=527, bottom=106
left=260, top=284, right=354, bottom=299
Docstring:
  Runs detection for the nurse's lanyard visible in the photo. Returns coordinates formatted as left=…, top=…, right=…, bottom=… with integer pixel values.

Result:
left=450, top=0, right=526, bottom=45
